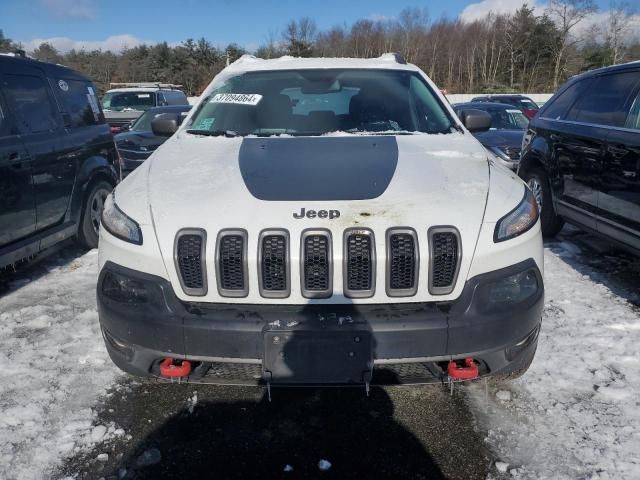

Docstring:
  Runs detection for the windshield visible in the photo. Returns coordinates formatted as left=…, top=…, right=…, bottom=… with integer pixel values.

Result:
left=485, top=107, right=529, bottom=130
left=101, top=91, right=156, bottom=112
left=187, top=69, right=456, bottom=136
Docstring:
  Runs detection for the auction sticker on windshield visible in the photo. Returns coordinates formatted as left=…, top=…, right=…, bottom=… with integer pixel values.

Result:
left=210, top=93, right=263, bottom=106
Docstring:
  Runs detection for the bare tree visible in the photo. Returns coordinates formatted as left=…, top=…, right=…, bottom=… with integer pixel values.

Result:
left=606, top=1, right=635, bottom=64
left=547, top=0, right=598, bottom=89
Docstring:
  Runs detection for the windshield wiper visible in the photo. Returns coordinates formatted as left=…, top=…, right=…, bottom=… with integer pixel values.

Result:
left=186, top=129, right=239, bottom=137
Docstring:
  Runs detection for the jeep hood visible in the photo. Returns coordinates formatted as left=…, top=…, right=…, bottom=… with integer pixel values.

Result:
left=143, top=132, right=491, bottom=304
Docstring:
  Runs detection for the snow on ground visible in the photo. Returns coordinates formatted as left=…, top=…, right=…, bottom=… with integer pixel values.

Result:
left=469, top=244, right=640, bottom=479
left=0, top=250, right=120, bottom=480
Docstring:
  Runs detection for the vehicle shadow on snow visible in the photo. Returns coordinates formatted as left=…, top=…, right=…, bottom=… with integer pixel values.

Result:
left=0, top=241, right=89, bottom=297
left=545, top=225, right=640, bottom=307
left=67, top=381, right=491, bottom=480
left=59, top=320, right=491, bottom=480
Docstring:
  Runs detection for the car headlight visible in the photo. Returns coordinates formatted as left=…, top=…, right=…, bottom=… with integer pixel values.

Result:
left=494, top=187, right=539, bottom=242
left=101, top=193, right=143, bottom=245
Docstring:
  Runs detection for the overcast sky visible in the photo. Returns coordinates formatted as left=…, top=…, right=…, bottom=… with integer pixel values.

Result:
left=1, top=0, right=634, bottom=53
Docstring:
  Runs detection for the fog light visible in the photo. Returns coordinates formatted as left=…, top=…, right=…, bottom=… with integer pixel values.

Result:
left=102, top=271, right=148, bottom=303
left=487, top=269, right=538, bottom=305
left=478, top=268, right=540, bottom=313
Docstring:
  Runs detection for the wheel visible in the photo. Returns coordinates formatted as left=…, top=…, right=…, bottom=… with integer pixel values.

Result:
left=77, top=180, right=113, bottom=249
left=522, top=167, right=564, bottom=237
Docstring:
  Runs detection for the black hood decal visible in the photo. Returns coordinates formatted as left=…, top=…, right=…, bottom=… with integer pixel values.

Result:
left=239, top=136, right=398, bottom=201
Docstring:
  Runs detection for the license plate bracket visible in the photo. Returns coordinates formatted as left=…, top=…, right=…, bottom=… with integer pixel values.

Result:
left=263, top=330, right=372, bottom=384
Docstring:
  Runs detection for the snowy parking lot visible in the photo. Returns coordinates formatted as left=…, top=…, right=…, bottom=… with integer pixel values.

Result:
left=0, top=226, right=638, bottom=480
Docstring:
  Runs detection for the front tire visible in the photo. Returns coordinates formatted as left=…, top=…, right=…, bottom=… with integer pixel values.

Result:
left=523, top=168, right=564, bottom=237
left=77, top=181, right=113, bottom=249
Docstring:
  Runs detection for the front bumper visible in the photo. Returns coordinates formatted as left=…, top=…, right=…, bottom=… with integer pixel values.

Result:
left=97, top=259, right=543, bottom=385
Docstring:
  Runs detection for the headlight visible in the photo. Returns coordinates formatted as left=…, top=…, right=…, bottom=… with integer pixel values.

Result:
left=494, top=187, right=539, bottom=242
left=101, top=193, right=143, bottom=245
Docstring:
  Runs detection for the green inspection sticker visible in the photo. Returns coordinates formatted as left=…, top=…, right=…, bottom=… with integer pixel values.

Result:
left=194, top=117, right=215, bottom=129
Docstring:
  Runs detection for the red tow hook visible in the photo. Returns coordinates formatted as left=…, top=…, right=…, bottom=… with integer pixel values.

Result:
left=160, top=358, right=192, bottom=378
left=447, top=357, right=479, bottom=380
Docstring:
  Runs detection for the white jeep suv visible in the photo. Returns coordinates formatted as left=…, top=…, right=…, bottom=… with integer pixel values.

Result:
left=97, top=54, right=543, bottom=388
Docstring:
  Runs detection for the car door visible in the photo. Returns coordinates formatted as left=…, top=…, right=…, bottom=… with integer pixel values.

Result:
left=541, top=77, right=601, bottom=229
left=1, top=64, right=73, bottom=232
left=598, top=71, right=640, bottom=250
left=0, top=86, right=36, bottom=248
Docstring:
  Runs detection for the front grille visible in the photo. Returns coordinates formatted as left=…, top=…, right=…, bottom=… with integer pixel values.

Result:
left=259, top=231, right=289, bottom=298
left=429, top=228, right=461, bottom=295
left=216, top=230, right=248, bottom=297
left=301, top=230, right=332, bottom=298
left=387, top=229, right=418, bottom=296
left=503, top=146, right=521, bottom=161
left=175, top=229, right=207, bottom=296
left=344, top=229, right=375, bottom=298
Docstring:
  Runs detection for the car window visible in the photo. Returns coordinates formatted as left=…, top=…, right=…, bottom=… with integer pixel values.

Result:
left=101, top=91, right=156, bottom=112
left=57, top=78, right=103, bottom=127
left=189, top=69, right=455, bottom=136
left=0, top=95, right=12, bottom=137
left=1, top=73, right=59, bottom=133
left=541, top=79, right=592, bottom=121
left=565, top=72, right=640, bottom=128
left=625, top=89, right=640, bottom=130
left=485, top=108, right=528, bottom=130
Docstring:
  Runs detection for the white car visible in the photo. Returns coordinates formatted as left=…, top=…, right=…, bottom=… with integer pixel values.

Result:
left=97, top=54, right=543, bottom=389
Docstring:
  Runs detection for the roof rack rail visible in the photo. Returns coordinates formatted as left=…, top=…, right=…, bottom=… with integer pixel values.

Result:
left=379, top=52, right=407, bottom=65
left=108, top=82, right=184, bottom=89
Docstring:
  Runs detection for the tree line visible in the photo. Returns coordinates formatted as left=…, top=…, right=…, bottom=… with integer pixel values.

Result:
left=1, top=0, right=638, bottom=96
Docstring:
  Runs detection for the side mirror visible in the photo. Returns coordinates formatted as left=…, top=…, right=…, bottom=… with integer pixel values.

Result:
left=457, top=109, right=492, bottom=133
left=151, top=113, right=180, bottom=137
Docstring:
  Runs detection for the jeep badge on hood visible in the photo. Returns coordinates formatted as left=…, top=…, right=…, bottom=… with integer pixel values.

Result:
left=293, top=208, right=340, bottom=219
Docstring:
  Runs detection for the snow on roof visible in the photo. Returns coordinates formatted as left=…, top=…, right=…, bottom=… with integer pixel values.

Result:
left=105, top=87, right=163, bottom=93
left=225, top=54, right=420, bottom=73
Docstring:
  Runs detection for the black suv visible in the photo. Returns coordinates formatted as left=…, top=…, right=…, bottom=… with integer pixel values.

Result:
left=519, top=62, right=640, bottom=254
left=0, top=54, right=119, bottom=268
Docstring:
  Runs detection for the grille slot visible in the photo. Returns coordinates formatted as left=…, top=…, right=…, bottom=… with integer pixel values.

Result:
left=386, top=229, right=419, bottom=297
left=216, top=230, right=248, bottom=297
left=344, top=229, right=375, bottom=298
left=174, top=229, right=207, bottom=296
left=258, top=230, right=289, bottom=298
left=301, top=230, right=332, bottom=298
left=429, top=227, right=461, bottom=295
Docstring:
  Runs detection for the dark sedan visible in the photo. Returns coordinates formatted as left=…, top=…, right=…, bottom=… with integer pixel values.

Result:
left=470, top=95, right=539, bottom=119
left=454, top=102, right=529, bottom=171
left=115, top=105, right=191, bottom=175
